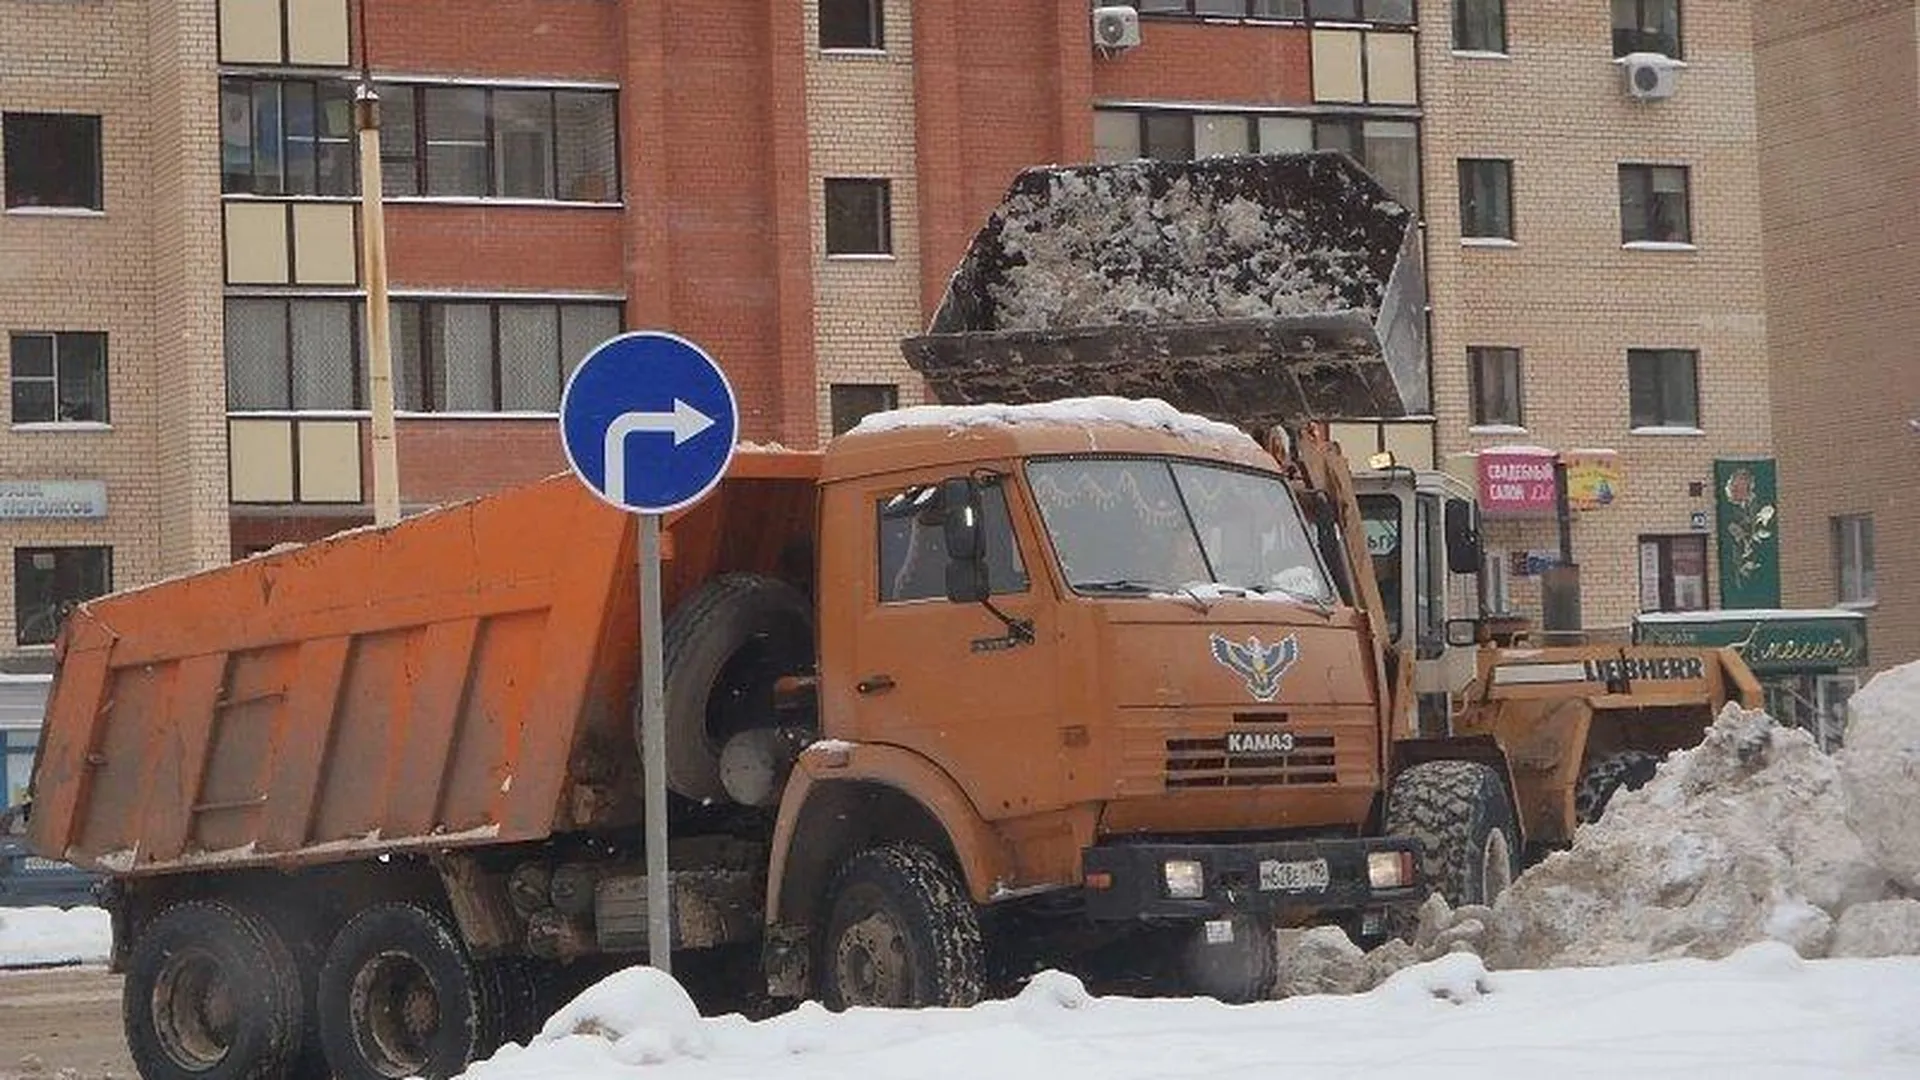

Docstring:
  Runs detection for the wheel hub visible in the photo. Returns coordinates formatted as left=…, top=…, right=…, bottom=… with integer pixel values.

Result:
left=152, top=948, right=237, bottom=1069
left=352, top=950, right=441, bottom=1078
left=834, top=911, right=912, bottom=1007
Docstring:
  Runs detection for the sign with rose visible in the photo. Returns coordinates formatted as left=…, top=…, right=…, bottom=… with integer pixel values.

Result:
left=1714, top=458, right=1781, bottom=609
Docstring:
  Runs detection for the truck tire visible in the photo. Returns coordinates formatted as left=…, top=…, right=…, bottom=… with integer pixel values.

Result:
left=123, top=900, right=304, bottom=1080
left=818, top=844, right=984, bottom=1010
left=1574, top=749, right=1662, bottom=824
left=316, top=902, right=494, bottom=1080
left=658, top=572, right=814, bottom=803
left=1385, top=760, right=1519, bottom=909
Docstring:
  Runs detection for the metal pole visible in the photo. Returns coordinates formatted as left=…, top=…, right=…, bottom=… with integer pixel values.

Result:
left=354, top=10, right=400, bottom=527
left=638, top=513, right=672, bottom=974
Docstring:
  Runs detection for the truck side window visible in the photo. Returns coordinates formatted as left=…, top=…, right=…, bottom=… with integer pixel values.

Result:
left=877, top=481, right=1028, bottom=603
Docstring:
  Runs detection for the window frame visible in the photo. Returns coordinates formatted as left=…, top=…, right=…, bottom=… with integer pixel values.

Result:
left=1457, top=157, right=1515, bottom=240
left=9, top=331, right=110, bottom=425
left=1091, top=108, right=1422, bottom=207
left=1133, top=1, right=1414, bottom=24
left=819, top=0, right=885, bottom=50
left=1832, top=514, right=1876, bottom=606
left=823, top=177, right=893, bottom=257
left=1626, top=347, right=1700, bottom=430
left=1612, top=0, right=1683, bottom=59
left=13, top=546, right=112, bottom=647
left=220, top=76, right=359, bottom=197
left=224, top=297, right=367, bottom=412
left=388, top=298, right=626, bottom=414
left=1637, top=533, right=1709, bottom=613
left=1466, top=345, right=1523, bottom=428
left=875, top=477, right=1030, bottom=604
left=2, top=112, right=104, bottom=211
left=1619, top=163, right=1693, bottom=245
left=375, top=84, right=621, bottom=203
left=1452, top=0, right=1506, bottom=53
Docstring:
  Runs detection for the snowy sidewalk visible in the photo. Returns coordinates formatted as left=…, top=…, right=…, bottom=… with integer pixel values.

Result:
left=0, top=906, right=111, bottom=969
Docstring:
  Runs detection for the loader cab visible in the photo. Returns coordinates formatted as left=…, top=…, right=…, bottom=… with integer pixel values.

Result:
left=1352, top=464, right=1484, bottom=733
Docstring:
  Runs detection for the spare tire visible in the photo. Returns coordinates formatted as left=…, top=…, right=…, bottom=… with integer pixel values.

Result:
left=654, top=573, right=814, bottom=803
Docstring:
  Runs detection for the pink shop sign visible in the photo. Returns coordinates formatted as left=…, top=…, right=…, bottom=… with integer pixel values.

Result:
left=1477, top=448, right=1558, bottom=517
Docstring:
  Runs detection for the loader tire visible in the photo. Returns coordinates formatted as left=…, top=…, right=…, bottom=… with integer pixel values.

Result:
left=818, top=843, right=985, bottom=1010
left=123, top=900, right=305, bottom=1080
left=1385, top=760, right=1519, bottom=910
left=657, top=573, right=815, bottom=803
left=316, top=902, right=495, bottom=1080
left=1574, top=750, right=1662, bottom=825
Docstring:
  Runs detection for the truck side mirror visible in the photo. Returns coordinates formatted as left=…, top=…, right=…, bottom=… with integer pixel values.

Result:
left=940, top=476, right=989, bottom=604
left=1444, top=498, right=1481, bottom=575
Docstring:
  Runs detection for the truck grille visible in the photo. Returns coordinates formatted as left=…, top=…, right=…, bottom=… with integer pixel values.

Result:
left=1165, top=733, right=1338, bottom=788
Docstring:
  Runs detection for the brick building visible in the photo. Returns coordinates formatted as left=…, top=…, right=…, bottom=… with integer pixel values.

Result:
left=1755, top=0, right=1919, bottom=674
left=1, top=0, right=1782, bottom=666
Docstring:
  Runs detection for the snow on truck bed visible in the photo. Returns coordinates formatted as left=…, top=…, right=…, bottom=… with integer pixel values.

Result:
left=847, top=395, right=1258, bottom=451
left=451, top=658, right=1920, bottom=1080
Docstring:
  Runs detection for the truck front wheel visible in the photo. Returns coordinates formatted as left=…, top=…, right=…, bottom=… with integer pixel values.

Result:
left=1385, top=760, right=1520, bottom=908
left=316, top=902, right=494, bottom=1080
left=818, top=844, right=984, bottom=1010
left=123, top=900, right=304, bottom=1080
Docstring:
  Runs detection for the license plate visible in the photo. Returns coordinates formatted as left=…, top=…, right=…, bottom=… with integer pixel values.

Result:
left=1203, top=918, right=1236, bottom=945
left=1258, top=857, right=1330, bottom=893
left=21, top=857, right=66, bottom=873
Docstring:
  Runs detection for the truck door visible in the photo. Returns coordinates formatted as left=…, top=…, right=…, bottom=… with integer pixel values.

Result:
left=846, top=474, right=1062, bottom=818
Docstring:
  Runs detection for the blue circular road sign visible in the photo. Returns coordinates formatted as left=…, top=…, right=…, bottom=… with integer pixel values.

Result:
left=560, top=331, right=739, bottom=515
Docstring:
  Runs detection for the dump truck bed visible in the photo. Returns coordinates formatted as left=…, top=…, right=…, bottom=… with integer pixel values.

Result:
left=28, top=452, right=819, bottom=877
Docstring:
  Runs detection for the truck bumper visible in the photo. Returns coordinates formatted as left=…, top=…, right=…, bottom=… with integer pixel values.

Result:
left=1080, top=836, right=1426, bottom=922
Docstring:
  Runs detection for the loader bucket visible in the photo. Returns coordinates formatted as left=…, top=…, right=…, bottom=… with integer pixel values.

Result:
left=903, top=152, right=1429, bottom=431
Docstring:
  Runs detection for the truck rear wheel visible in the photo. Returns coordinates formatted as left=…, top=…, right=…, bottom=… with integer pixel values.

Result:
left=659, top=573, right=815, bottom=803
left=123, top=900, right=304, bottom=1080
left=1385, top=760, right=1519, bottom=909
left=1574, top=749, right=1662, bottom=824
left=316, top=902, right=494, bottom=1080
left=818, top=844, right=984, bottom=1010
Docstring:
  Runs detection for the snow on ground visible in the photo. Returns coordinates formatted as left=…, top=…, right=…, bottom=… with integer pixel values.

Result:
left=0, top=906, right=110, bottom=968
left=465, top=949, right=1920, bottom=1080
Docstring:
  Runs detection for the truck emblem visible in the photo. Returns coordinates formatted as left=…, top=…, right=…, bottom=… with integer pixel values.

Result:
left=1209, top=633, right=1300, bottom=702
left=1227, top=730, right=1296, bottom=755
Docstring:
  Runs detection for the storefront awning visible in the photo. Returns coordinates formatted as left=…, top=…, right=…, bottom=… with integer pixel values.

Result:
left=1632, top=609, right=1868, bottom=675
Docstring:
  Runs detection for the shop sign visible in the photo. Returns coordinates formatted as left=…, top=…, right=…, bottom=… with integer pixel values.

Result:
left=1477, top=448, right=1557, bottom=518
left=1714, top=458, right=1782, bottom=609
left=1635, top=612, right=1868, bottom=675
left=0, top=480, right=107, bottom=520
left=1563, top=449, right=1623, bottom=511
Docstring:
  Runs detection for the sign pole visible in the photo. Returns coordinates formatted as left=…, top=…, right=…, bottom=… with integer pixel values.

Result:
left=638, top=512, right=672, bottom=975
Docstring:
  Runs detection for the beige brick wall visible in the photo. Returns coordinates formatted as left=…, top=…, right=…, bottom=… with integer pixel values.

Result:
left=1421, top=2, right=1772, bottom=633
left=0, top=0, right=223, bottom=663
left=803, top=0, right=927, bottom=440
left=1755, top=0, right=1920, bottom=674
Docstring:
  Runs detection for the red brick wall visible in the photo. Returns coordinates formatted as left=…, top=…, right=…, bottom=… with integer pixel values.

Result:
left=386, top=205, right=626, bottom=292
left=1092, top=22, right=1314, bottom=105
left=396, top=419, right=568, bottom=500
left=356, top=0, right=622, bottom=80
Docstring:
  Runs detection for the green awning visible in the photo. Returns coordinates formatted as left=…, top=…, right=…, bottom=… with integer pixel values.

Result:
left=1632, top=609, right=1868, bottom=675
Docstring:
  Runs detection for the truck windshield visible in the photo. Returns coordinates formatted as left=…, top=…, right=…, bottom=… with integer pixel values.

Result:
left=1026, top=457, right=1334, bottom=602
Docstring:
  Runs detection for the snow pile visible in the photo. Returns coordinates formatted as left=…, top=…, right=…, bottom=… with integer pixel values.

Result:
left=0, top=905, right=111, bottom=968
left=1840, top=660, right=1920, bottom=890
left=847, top=396, right=1257, bottom=451
left=977, top=162, right=1399, bottom=331
left=456, top=949, right=1920, bottom=1080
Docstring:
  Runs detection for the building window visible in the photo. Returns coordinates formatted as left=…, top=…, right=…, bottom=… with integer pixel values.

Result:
left=878, top=481, right=1027, bottom=603
left=377, top=86, right=619, bottom=202
left=1619, top=164, right=1691, bottom=244
left=225, top=298, right=365, bottom=411
left=1468, top=347, right=1523, bottom=427
left=1613, top=0, right=1682, bottom=58
left=820, top=0, right=883, bottom=49
left=1627, top=348, right=1699, bottom=429
left=220, top=77, right=357, bottom=196
left=1453, top=0, right=1506, bottom=52
left=388, top=299, right=623, bottom=413
left=1458, top=158, right=1513, bottom=239
left=9, top=332, right=108, bottom=424
left=1093, top=109, right=1421, bottom=207
left=3, top=113, right=103, bottom=210
left=14, top=546, right=111, bottom=647
left=1638, top=534, right=1707, bottom=612
left=1832, top=515, right=1875, bottom=605
left=1139, top=1, right=1409, bottom=20
left=824, top=178, right=892, bottom=256
left=830, top=384, right=898, bottom=436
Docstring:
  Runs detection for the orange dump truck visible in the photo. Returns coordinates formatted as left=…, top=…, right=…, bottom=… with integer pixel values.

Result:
left=27, top=153, right=1521, bottom=1080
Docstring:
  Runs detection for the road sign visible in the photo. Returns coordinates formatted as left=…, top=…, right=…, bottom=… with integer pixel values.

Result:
left=559, top=330, right=739, bottom=979
left=560, top=331, right=739, bottom=516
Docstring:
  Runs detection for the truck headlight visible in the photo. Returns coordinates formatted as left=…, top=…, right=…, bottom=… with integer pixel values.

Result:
left=1163, top=859, right=1206, bottom=899
left=1369, top=851, right=1414, bottom=890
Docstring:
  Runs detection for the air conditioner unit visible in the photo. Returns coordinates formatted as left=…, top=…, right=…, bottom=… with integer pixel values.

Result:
left=1618, top=52, right=1683, bottom=101
left=1092, top=5, right=1141, bottom=52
